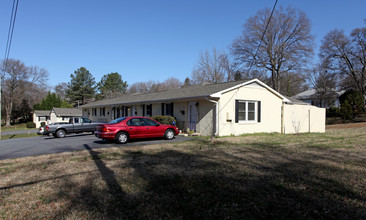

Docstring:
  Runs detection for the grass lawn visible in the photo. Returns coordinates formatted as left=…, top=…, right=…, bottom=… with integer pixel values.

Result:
left=0, top=125, right=366, bottom=219
left=1, top=123, right=35, bottom=132
left=0, top=133, right=39, bottom=140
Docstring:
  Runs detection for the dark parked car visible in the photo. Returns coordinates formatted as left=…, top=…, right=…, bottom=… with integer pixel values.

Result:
left=44, top=117, right=103, bottom=138
left=94, top=116, right=179, bottom=144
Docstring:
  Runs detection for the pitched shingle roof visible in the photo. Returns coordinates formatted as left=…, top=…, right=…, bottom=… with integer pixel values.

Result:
left=284, top=96, right=309, bottom=105
left=80, top=80, right=250, bottom=108
left=34, top=110, right=50, bottom=116
left=52, top=108, right=82, bottom=117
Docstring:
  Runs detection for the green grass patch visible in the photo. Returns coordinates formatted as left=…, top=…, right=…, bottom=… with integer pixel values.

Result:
left=1, top=123, right=35, bottom=132
left=0, top=133, right=39, bottom=140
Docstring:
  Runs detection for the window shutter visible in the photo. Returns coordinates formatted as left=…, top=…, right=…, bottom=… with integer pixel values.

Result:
left=142, top=105, right=145, bottom=117
left=235, top=100, right=239, bottom=123
left=171, top=102, right=174, bottom=116
left=161, top=103, right=165, bottom=115
left=257, top=101, right=261, bottom=122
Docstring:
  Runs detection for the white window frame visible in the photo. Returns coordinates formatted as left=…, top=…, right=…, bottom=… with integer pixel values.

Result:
left=237, top=100, right=257, bottom=123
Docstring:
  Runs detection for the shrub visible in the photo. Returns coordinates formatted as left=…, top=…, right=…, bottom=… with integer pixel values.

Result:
left=339, top=89, right=364, bottom=120
left=26, top=122, right=36, bottom=128
left=151, top=115, right=176, bottom=125
left=40, top=122, right=46, bottom=127
left=326, top=107, right=341, bottom=117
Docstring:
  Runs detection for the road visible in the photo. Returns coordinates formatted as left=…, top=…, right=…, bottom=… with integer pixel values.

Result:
left=0, top=134, right=191, bottom=160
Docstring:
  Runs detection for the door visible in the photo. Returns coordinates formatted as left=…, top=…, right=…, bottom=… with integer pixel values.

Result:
left=80, top=117, right=93, bottom=132
left=188, top=102, right=197, bottom=131
left=73, top=117, right=83, bottom=132
left=126, top=118, right=144, bottom=138
left=140, top=118, right=162, bottom=137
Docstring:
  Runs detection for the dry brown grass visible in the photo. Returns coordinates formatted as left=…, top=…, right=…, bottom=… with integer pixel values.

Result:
left=1, top=125, right=366, bottom=219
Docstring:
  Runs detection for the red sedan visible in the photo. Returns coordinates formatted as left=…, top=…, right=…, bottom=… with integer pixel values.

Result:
left=94, top=116, right=179, bottom=144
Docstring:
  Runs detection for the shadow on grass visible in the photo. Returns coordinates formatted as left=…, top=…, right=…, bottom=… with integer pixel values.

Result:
left=23, top=140, right=366, bottom=219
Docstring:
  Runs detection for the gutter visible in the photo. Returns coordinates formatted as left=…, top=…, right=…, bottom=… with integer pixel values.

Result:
left=205, top=96, right=219, bottom=137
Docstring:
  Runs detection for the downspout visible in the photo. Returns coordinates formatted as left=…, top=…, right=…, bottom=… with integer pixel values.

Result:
left=281, top=102, right=284, bottom=134
left=205, top=96, right=219, bottom=137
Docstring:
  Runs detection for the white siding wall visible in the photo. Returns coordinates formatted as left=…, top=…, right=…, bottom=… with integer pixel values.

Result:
left=50, top=112, right=70, bottom=123
left=218, top=83, right=283, bottom=136
left=33, top=114, right=47, bottom=128
left=196, top=101, right=215, bottom=136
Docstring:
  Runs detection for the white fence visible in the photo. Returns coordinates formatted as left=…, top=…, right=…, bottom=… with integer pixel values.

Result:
left=283, top=104, right=325, bottom=134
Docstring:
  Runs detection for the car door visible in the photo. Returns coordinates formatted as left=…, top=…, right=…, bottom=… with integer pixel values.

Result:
left=73, top=117, right=83, bottom=132
left=126, top=118, right=145, bottom=138
left=141, top=118, right=164, bottom=138
left=80, top=117, right=93, bottom=132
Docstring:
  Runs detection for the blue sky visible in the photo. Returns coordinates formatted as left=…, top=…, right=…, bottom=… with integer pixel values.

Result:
left=0, top=0, right=365, bottom=88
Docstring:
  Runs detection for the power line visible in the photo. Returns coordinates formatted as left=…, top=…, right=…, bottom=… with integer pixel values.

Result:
left=2, top=0, right=19, bottom=74
left=1, top=0, right=20, bottom=136
left=247, top=0, right=278, bottom=73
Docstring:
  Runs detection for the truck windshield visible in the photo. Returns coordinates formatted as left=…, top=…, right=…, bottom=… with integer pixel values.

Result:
left=109, top=117, right=126, bottom=124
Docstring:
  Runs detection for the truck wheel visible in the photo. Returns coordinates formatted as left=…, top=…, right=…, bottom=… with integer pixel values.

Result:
left=115, top=132, right=129, bottom=144
left=56, top=129, right=66, bottom=138
left=164, top=129, right=175, bottom=140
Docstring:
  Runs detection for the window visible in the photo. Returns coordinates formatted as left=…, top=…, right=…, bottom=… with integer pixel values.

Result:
left=141, top=118, right=158, bottom=126
left=92, top=108, right=97, bottom=116
left=100, top=107, right=105, bottom=116
left=127, top=118, right=141, bottom=126
left=146, top=104, right=152, bottom=116
left=161, top=103, right=174, bottom=116
left=116, top=107, right=120, bottom=118
left=235, top=100, right=261, bottom=123
left=109, top=117, right=126, bottom=124
left=81, top=117, right=91, bottom=123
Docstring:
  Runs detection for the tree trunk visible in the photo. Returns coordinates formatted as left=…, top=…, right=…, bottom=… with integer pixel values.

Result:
left=271, top=69, right=276, bottom=90
left=5, top=100, right=12, bottom=127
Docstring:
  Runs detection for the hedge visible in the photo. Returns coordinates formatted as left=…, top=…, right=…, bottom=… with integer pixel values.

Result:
left=26, top=122, right=36, bottom=128
left=151, top=115, right=176, bottom=125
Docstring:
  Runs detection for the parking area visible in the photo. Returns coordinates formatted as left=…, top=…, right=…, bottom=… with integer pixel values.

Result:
left=0, top=134, right=191, bottom=160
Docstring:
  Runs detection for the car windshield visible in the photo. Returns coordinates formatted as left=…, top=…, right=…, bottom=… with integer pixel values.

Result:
left=108, top=117, right=126, bottom=124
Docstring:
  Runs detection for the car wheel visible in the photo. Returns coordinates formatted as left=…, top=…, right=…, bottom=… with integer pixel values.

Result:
left=164, top=129, right=175, bottom=140
left=115, top=132, right=129, bottom=144
left=56, top=129, right=66, bottom=138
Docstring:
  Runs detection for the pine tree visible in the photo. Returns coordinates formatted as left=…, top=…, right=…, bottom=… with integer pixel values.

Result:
left=66, top=67, right=96, bottom=105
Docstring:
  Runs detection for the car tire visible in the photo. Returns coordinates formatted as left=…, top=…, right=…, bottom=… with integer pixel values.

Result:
left=56, top=129, right=66, bottom=138
left=115, top=132, right=129, bottom=144
left=164, top=129, right=175, bottom=140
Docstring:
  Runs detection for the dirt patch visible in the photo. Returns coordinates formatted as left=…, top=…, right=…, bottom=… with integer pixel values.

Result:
left=326, top=122, right=366, bottom=130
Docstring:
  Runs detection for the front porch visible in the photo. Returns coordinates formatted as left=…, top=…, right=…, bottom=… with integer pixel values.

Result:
left=82, top=99, right=215, bottom=136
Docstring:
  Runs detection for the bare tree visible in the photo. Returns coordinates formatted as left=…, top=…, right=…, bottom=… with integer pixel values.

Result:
left=231, top=6, right=314, bottom=92
left=191, top=48, right=235, bottom=84
left=307, top=65, right=338, bottom=107
left=320, top=22, right=366, bottom=96
left=54, top=82, right=68, bottom=100
left=1, top=59, right=48, bottom=126
left=159, top=77, right=182, bottom=90
left=128, top=80, right=158, bottom=94
left=238, top=69, right=268, bottom=81
left=127, top=77, right=182, bottom=94
left=281, top=72, right=309, bottom=97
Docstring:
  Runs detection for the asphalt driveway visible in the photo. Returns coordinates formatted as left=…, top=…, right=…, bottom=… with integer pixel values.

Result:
left=0, top=134, right=191, bottom=160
